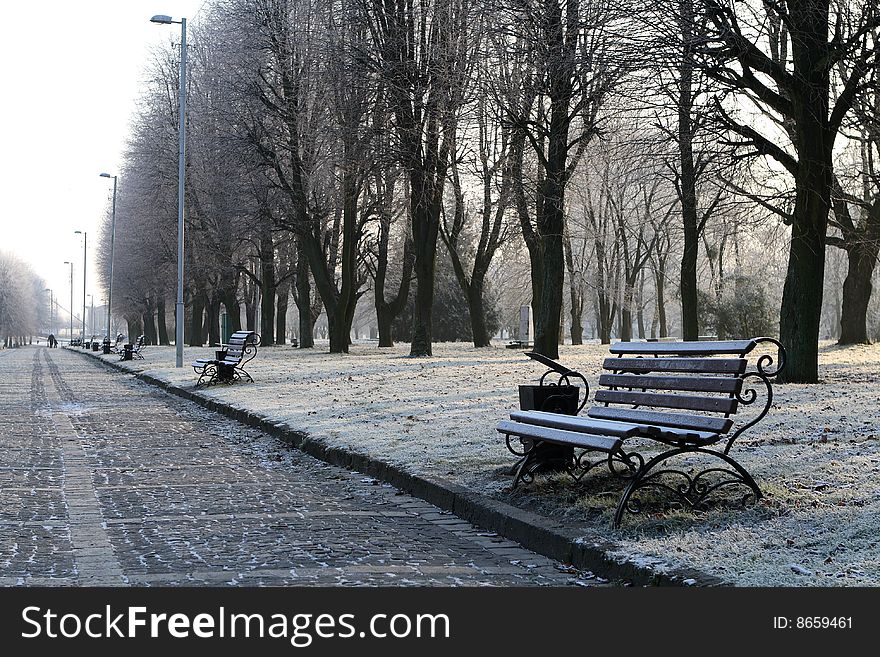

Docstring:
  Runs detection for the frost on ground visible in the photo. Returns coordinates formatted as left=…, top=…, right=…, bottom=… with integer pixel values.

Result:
left=94, top=339, right=880, bottom=586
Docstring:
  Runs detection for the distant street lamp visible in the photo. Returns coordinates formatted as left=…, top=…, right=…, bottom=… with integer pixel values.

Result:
left=74, top=230, right=87, bottom=340
left=63, top=261, right=74, bottom=343
left=151, top=13, right=187, bottom=368
left=100, top=173, right=117, bottom=340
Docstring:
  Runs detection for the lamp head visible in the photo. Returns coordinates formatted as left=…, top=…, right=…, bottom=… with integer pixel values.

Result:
left=100, top=172, right=113, bottom=178
left=150, top=14, right=173, bottom=24
left=74, top=230, right=82, bottom=234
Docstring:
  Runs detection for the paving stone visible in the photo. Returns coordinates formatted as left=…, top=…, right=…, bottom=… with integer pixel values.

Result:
left=0, top=347, right=605, bottom=587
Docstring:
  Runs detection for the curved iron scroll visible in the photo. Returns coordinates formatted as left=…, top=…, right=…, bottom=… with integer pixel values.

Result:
left=724, top=372, right=772, bottom=453
left=745, top=336, right=786, bottom=378
left=239, top=333, right=261, bottom=370
left=504, top=434, right=641, bottom=488
left=612, top=446, right=762, bottom=528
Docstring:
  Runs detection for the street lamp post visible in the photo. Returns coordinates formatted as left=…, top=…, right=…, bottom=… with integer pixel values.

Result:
left=151, top=13, right=187, bottom=368
left=74, top=230, right=87, bottom=340
left=63, top=261, right=74, bottom=344
left=100, top=173, right=117, bottom=340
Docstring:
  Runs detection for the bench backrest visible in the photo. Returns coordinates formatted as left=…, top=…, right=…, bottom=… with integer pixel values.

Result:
left=224, top=331, right=258, bottom=364
left=589, top=338, right=784, bottom=446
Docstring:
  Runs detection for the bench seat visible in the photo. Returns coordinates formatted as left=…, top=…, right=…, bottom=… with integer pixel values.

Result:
left=497, top=420, right=622, bottom=453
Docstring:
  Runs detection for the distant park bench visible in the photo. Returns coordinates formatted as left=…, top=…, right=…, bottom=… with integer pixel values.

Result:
left=192, top=330, right=260, bottom=386
left=505, top=340, right=531, bottom=350
left=120, top=335, right=145, bottom=361
left=102, top=333, right=125, bottom=354
left=498, top=338, right=785, bottom=527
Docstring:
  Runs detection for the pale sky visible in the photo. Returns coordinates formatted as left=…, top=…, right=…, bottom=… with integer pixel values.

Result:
left=0, top=0, right=206, bottom=320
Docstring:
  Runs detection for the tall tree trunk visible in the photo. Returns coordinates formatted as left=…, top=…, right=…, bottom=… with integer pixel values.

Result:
left=466, top=278, right=491, bottom=348
left=376, top=306, right=395, bottom=348
left=127, top=316, right=143, bottom=344
left=839, top=243, right=879, bottom=344
left=678, top=0, right=699, bottom=341
left=835, top=183, right=880, bottom=345
left=276, top=284, right=289, bottom=345
left=220, top=280, right=242, bottom=334
left=244, top=280, right=257, bottom=332
left=655, top=267, right=668, bottom=338
left=409, top=177, right=443, bottom=356
left=207, top=296, right=221, bottom=346
left=156, top=297, right=169, bottom=345
left=189, top=295, right=205, bottom=346
left=637, top=270, right=646, bottom=340
left=259, top=226, right=276, bottom=346
left=142, top=303, right=157, bottom=345
left=778, top=49, right=834, bottom=383
left=294, top=240, right=314, bottom=348
left=620, top=303, right=632, bottom=342
left=564, top=231, right=583, bottom=345
left=373, top=177, right=413, bottom=348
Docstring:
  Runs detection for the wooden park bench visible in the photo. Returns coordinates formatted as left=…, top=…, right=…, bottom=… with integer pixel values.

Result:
left=497, top=338, right=785, bottom=527
left=120, top=335, right=145, bottom=361
left=191, top=330, right=260, bottom=386
left=102, top=333, right=124, bottom=354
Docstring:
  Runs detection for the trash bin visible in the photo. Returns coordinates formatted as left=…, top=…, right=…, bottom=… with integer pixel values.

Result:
left=91, top=341, right=100, bottom=351
left=122, top=344, right=133, bottom=361
left=102, top=339, right=111, bottom=355
left=517, top=385, right=579, bottom=472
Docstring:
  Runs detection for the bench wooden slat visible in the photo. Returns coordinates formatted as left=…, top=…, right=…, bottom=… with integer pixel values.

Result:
left=594, top=389, right=738, bottom=414
left=497, top=420, right=622, bottom=452
left=586, top=406, right=733, bottom=433
left=604, top=357, right=747, bottom=374
left=598, top=373, right=742, bottom=394
left=509, top=410, right=642, bottom=437
left=609, top=340, right=756, bottom=355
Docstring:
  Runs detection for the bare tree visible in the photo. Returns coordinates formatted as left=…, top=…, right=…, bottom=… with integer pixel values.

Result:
left=363, top=0, right=469, bottom=356
left=440, top=59, right=515, bottom=347
left=491, top=0, right=622, bottom=358
left=695, top=0, right=880, bottom=382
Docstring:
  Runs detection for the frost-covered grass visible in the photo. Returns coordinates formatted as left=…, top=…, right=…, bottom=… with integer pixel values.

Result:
left=87, top=339, right=880, bottom=586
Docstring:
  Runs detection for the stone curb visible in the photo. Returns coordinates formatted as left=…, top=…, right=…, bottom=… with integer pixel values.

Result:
left=70, top=347, right=725, bottom=587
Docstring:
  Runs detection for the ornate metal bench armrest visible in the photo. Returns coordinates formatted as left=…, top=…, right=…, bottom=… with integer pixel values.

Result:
left=742, top=337, right=786, bottom=378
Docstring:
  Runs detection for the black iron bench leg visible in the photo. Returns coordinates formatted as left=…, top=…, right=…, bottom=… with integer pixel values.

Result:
left=613, top=446, right=762, bottom=528
left=195, top=364, right=218, bottom=387
left=511, top=444, right=544, bottom=488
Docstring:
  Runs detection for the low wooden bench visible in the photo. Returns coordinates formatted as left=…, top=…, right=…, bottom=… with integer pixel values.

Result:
left=192, top=330, right=260, bottom=386
left=120, top=335, right=145, bottom=361
left=103, top=333, right=124, bottom=354
left=498, top=338, right=785, bottom=527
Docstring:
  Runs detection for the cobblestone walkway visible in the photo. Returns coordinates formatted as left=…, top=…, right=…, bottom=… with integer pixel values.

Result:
left=0, top=346, right=601, bottom=586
